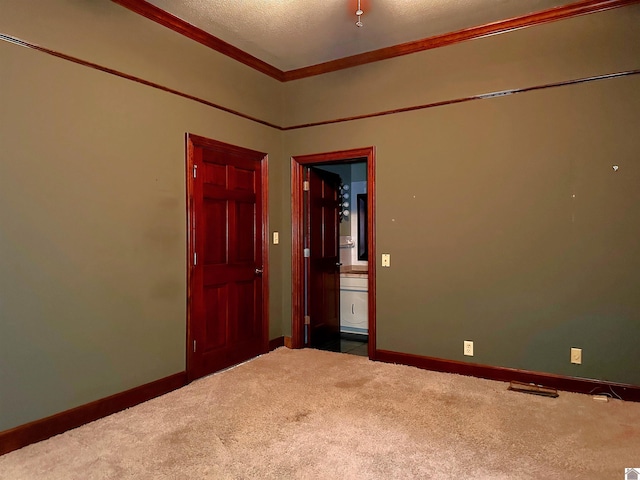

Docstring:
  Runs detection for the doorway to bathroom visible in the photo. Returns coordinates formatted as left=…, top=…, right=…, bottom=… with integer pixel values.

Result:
left=291, top=147, right=376, bottom=359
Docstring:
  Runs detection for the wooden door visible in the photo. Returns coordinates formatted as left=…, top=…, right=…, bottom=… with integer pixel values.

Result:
left=187, top=134, right=268, bottom=381
left=307, top=167, right=341, bottom=347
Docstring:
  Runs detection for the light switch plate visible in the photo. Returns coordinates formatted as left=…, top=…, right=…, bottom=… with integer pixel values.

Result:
left=273, top=232, right=279, bottom=244
left=382, top=254, right=390, bottom=267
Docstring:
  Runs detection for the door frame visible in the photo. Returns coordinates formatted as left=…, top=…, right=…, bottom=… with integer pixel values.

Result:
left=186, top=133, right=270, bottom=382
left=291, top=147, right=376, bottom=359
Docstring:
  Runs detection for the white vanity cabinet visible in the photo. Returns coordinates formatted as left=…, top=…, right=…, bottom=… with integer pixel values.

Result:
left=340, top=275, right=368, bottom=334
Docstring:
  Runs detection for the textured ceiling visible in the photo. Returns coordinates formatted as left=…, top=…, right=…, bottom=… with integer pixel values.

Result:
left=146, top=0, right=574, bottom=71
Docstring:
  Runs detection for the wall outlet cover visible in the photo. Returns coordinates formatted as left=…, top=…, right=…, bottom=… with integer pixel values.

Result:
left=570, top=347, right=582, bottom=365
left=464, top=340, right=473, bottom=356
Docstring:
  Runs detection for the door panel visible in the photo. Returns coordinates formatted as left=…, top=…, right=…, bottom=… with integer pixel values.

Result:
left=233, top=280, right=258, bottom=341
left=307, top=167, right=341, bottom=347
left=187, top=135, right=267, bottom=381
left=203, top=199, right=227, bottom=264
left=236, top=201, right=256, bottom=262
left=204, top=284, right=227, bottom=349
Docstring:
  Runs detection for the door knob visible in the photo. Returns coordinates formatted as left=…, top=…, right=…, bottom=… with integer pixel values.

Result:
left=255, top=267, right=263, bottom=275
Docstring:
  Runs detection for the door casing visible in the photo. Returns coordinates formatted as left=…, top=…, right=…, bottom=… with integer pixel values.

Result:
left=291, top=147, right=376, bottom=359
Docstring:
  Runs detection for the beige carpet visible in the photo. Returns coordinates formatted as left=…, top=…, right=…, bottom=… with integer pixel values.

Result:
left=1, top=348, right=639, bottom=479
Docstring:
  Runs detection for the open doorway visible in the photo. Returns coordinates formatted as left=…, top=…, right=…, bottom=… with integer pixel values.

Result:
left=312, top=162, right=367, bottom=356
left=291, top=147, right=376, bottom=360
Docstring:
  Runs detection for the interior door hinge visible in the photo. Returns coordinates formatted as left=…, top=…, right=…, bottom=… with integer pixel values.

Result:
left=193, top=252, right=197, bottom=265
left=193, top=164, right=197, bottom=178
left=303, top=248, right=310, bottom=258
left=304, top=315, right=311, bottom=325
left=303, top=180, right=310, bottom=191
left=193, top=340, right=196, bottom=353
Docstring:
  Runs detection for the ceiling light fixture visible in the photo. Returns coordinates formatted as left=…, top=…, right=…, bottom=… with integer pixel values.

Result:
left=355, top=0, right=364, bottom=27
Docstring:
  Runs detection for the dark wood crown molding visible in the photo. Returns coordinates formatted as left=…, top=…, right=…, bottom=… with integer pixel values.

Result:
left=110, top=0, right=285, bottom=81
left=283, top=0, right=640, bottom=81
left=111, top=0, right=639, bottom=82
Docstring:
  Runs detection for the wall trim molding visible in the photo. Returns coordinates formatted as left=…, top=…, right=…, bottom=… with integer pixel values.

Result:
left=2, top=34, right=640, bottom=131
left=268, top=336, right=293, bottom=350
left=110, top=0, right=640, bottom=81
left=0, top=33, right=281, bottom=131
left=376, top=350, right=640, bottom=402
left=269, top=336, right=285, bottom=351
left=0, top=372, right=188, bottom=456
left=281, top=69, right=640, bottom=130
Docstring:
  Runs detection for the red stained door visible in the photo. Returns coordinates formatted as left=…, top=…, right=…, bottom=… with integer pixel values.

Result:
left=307, top=167, right=341, bottom=347
left=187, top=135, right=267, bottom=380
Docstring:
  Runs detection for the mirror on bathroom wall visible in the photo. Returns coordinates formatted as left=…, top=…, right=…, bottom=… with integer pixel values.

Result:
left=357, top=194, right=367, bottom=261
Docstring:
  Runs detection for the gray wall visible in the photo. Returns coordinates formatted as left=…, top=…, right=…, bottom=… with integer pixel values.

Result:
left=1, top=0, right=639, bottom=433
left=285, top=77, right=640, bottom=383
left=282, top=5, right=640, bottom=384
left=0, top=0, right=284, bottom=431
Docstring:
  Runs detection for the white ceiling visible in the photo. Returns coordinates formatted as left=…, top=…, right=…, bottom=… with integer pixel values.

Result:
left=146, top=0, right=574, bottom=71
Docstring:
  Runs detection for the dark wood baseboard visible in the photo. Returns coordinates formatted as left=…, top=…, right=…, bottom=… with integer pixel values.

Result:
left=269, top=336, right=285, bottom=351
left=0, top=372, right=187, bottom=456
left=269, top=336, right=293, bottom=349
left=376, top=349, right=640, bottom=402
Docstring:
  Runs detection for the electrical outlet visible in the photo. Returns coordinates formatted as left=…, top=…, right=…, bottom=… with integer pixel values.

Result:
left=381, top=254, right=390, bottom=267
left=571, top=347, right=582, bottom=365
left=464, top=340, right=474, bottom=356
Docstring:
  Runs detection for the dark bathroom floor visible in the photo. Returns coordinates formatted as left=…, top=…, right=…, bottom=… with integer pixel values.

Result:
left=315, top=332, right=368, bottom=357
